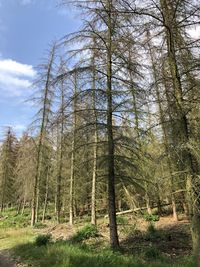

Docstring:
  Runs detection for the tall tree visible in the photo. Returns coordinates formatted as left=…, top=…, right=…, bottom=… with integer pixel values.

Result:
left=31, top=43, right=56, bottom=226
left=0, top=128, right=17, bottom=212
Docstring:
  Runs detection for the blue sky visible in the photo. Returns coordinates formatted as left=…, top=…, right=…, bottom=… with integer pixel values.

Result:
left=0, top=0, right=80, bottom=138
left=0, top=1, right=199, bottom=139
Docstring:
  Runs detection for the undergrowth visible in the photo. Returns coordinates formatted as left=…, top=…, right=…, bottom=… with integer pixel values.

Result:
left=13, top=241, right=194, bottom=267
left=71, top=224, right=99, bottom=243
left=144, top=223, right=161, bottom=241
left=35, top=234, right=52, bottom=246
left=0, top=212, right=31, bottom=228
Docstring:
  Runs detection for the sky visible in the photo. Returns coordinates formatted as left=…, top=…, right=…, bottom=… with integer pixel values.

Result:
left=0, top=0, right=80, bottom=138
left=0, top=1, right=199, bottom=139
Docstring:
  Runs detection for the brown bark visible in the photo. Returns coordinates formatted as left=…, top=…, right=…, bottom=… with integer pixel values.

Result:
left=160, top=1, right=200, bottom=263
left=69, top=70, right=77, bottom=226
left=42, top=167, right=50, bottom=223
left=106, top=0, right=119, bottom=250
left=146, top=30, right=178, bottom=221
left=91, top=42, right=98, bottom=226
left=56, top=70, right=65, bottom=224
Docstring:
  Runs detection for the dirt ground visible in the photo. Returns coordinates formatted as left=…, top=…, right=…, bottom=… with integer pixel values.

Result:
left=0, top=250, right=27, bottom=267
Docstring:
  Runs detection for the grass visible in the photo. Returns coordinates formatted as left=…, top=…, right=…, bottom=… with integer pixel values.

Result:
left=0, top=227, right=195, bottom=267
left=0, top=210, right=31, bottom=229
left=0, top=228, right=35, bottom=249
left=13, top=241, right=194, bottom=267
left=70, top=224, right=99, bottom=243
left=0, top=210, right=195, bottom=267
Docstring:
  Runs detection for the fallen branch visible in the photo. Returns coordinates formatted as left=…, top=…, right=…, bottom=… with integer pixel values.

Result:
left=104, top=203, right=171, bottom=218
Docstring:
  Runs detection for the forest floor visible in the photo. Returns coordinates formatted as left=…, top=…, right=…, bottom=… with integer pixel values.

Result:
left=121, top=216, right=191, bottom=260
left=39, top=215, right=192, bottom=260
left=0, top=213, right=194, bottom=267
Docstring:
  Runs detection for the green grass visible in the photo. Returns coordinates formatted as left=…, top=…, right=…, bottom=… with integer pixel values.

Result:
left=0, top=228, right=35, bottom=249
left=71, top=224, right=99, bottom=243
left=0, top=211, right=31, bottom=228
left=0, top=210, right=195, bottom=267
left=13, top=240, right=194, bottom=267
left=13, top=241, right=160, bottom=267
left=0, top=227, right=194, bottom=267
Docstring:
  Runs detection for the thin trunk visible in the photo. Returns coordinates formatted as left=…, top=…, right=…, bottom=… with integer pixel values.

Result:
left=145, top=183, right=152, bottom=215
left=91, top=124, right=98, bottom=225
left=31, top=45, right=56, bottom=227
left=91, top=44, right=98, bottom=225
left=106, top=0, right=119, bottom=249
left=17, top=202, right=22, bottom=215
left=42, top=167, right=49, bottom=223
left=69, top=71, right=77, bottom=226
left=21, top=196, right=26, bottom=215
left=56, top=76, right=65, bottom=224
left=0, top=182, right=5, bottom=213
left=156, top=183, right=162, bottom=216
left=69, top=118, right=75, bottom=225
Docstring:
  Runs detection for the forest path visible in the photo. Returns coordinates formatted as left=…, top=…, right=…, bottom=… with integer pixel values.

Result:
left=0, top=250, right=25, bottom=267
left=0, top=250, right=16, bottom=267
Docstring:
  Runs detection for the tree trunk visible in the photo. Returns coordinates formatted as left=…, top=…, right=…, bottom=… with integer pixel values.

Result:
left=42, top=167, right=49, bottom=223
left=69, top=71, right=77, bottom=226
left=17, top=202, right=22, bottom=215
left=145, top=192, right=152, bottom=215
left=160, top=0, right=200, bottom=263
left=31, top=45, right=56, bottom=227
left=56, top=73, right=65, bottom=224
left=106, top=0, right=119, bottom=250
left=91, top=45, right=98, bottom=225
left=91, top=118, right=98, bottom=225
left=147, top=30, right=178, bottom=221
left=21, top=196, right=26, bottom=215
left=191, top=214, right=200, bottom=267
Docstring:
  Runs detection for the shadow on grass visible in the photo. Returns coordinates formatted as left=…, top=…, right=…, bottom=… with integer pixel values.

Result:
left=120, top=221, right=192, bottom=261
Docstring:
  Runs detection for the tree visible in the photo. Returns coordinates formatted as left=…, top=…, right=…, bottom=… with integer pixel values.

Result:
left=0, top=128, right=17, bottom=212
left=15, top=133, right=36, bottom=214
left=31, top=43, right=57, bottom=226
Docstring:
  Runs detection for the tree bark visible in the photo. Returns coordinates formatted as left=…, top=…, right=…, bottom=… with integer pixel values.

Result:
left=69, top=70, right=77, bottom=226
left=42, top=167, right=50, bottom=223
left=56, top=71, right=65, bottom=224
left=91, top=43, right=98, bottom=225
left=147, top=30, right=178, bottom=221
left=106, top=0, right=119, bottom=250
left=160, top=1, right=200, bottom=263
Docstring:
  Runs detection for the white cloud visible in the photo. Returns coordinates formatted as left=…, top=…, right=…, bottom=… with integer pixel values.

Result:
left=0, top=58, right=36, bottom=96
left=0, top=59, right=36, bottom=77
left=20, top=0, right=33, bottom=5
left=0, top=0, right=34, bottom=7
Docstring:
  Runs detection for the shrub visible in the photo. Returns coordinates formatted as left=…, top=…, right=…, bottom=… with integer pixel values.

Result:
left=35, top=234, right=52, bottom=246
left=116, top=216, right=128, bottom=225
left=0, top=214, right=30, bottom=228
left=144, top=213, right=159, bottom=222
left=71, top=224, right=99, bottom=243
left=33, top=222, right=47, bottom=229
